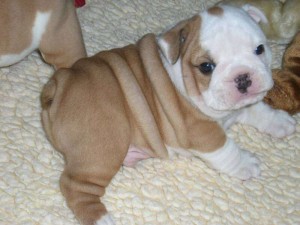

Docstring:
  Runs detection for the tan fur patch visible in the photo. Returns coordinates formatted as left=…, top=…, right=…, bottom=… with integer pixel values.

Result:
left=0, top=0, right=86, bottom=68
left=0, top=0, right=36, bottom=55
left=208, top=6, right=224, bottom=16
left=160, top=15, right=200, bottom=64
left=177, top=16, right=213, bottom=97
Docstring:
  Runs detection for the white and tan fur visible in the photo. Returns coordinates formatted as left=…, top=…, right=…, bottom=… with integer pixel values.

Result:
left=0, top=0, right=86, bottom=69
left=41, top=5, right=295, bottom=225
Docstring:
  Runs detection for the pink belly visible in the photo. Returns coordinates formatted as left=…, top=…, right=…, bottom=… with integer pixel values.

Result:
left=123, top=145, right=152, bottom=167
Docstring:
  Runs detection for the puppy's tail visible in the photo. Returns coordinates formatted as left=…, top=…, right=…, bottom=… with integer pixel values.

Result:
left=41, top=69, right=68, bottom=109
left=41, top=78, right=57, bottom=109
left=40, top=69, right=70, bottom=145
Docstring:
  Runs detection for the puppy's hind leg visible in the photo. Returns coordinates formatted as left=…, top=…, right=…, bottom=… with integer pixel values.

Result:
left=57, top=106, right=130, bottom=225
left=60, top=168, right=115, bottom=225
left=59, top=130, right=130, bottom=225
left=60, top=170, right=110, bottom=225
left=42, top=65, right=131, bottom=224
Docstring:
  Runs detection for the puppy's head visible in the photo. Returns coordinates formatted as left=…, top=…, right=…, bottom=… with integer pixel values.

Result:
left=157, top=5, right=273, bottom=118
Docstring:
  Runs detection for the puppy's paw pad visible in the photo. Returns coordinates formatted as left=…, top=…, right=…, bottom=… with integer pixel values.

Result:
left=231, top=150, right=260, bottom=180
left=95, top=214, right=115, bottom=225
left=262, top=110, right=296, bottom=138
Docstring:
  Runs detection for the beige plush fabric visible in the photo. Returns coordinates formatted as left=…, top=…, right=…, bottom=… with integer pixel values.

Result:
left=0, top=0, right=299, bottom=224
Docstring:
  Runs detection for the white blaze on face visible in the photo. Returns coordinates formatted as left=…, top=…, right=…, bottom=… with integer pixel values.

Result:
left=199, top=5, right=273, bottom=112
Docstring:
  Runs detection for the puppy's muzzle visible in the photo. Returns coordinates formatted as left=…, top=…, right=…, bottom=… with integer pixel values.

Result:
left=234, top=73, right=252, bottom=94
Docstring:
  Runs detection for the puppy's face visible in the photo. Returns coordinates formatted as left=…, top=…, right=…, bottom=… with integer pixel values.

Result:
left=158, top=5, right=273, bottom=117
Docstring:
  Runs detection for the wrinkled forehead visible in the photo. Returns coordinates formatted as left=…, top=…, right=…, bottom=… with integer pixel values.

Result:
left=199, top=6, right=267, bottom=60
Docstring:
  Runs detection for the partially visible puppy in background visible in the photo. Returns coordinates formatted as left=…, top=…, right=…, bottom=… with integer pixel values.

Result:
left=219, top=0, right=300, bottom=44
left=0, top=0, right=86, bottom=69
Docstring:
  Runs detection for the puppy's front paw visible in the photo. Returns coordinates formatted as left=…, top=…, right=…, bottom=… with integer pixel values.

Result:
left=260, top=110, right=296, bottom=138
left=229, top=150, right=260, bottom=180
left=95, top=214, right=115, bottom=225
left=199, top=139, right=260, bottom=181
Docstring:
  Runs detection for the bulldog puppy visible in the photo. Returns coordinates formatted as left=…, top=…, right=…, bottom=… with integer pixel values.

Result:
left=219, top=0, right=300, bottom=44
left=41, top=5, right=296, bottom=225
left=0, top=0, right=86, bottom=69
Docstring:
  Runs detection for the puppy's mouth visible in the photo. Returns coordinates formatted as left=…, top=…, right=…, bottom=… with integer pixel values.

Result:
left=214, top=94, right=265, bottom=111
left=203, top=84, right=271, bottom=112
left=232, top=91, right=268, bottom=109
left=191, top=88, right=268, bottom=119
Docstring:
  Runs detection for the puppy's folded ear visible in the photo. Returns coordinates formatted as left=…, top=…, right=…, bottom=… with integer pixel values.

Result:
left=242, top=4, right=268, bottom=24
left=157, top=16, right=200, bottom=65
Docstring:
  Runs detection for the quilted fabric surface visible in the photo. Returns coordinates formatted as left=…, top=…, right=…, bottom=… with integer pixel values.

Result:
left=0, top=0, right=299, bottom=224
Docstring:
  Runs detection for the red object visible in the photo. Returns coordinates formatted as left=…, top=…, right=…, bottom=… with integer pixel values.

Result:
left=75, top=0, right=85, bottom=8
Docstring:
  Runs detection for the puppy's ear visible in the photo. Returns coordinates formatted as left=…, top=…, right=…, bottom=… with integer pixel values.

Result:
left=242, top=4, right=268, bottom=24
left=157, top=16, right=199, bottom=65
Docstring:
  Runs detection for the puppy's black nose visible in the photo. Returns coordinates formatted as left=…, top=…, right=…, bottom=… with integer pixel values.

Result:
left=234, top=73, right=252, bottom=94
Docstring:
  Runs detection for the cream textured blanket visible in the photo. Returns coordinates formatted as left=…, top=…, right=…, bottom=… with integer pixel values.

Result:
left=0, top=0, right=299, bottom=224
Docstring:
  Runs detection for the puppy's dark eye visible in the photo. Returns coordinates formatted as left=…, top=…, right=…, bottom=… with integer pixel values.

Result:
left=255, top=44, right=264, bottom=55
left=199, top=62, right=216, bottom=75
